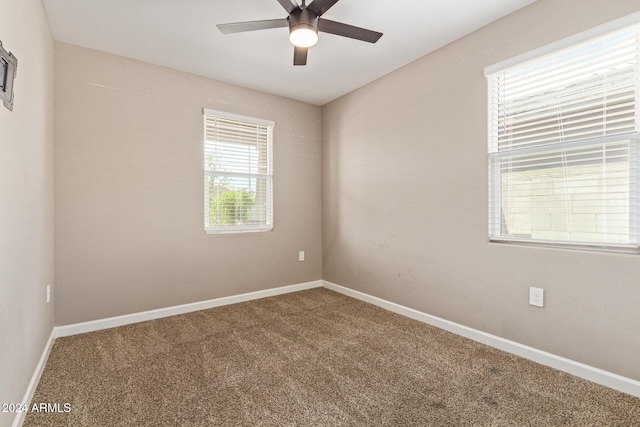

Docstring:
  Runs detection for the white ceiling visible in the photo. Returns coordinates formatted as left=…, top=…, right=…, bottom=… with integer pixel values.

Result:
left=42, top=0, right=536, bottom=105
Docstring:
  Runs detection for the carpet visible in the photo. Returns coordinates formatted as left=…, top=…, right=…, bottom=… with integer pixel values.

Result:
left=23, top=288, right=640, bottom=426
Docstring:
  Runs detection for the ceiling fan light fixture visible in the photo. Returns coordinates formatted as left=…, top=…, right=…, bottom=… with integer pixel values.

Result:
left=217, top=0, right=383, bottom=66
left=289, top=24, right=318, bottom=47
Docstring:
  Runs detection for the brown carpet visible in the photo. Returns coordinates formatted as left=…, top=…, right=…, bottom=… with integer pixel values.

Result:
left=24, top=288, right=639, bottom=426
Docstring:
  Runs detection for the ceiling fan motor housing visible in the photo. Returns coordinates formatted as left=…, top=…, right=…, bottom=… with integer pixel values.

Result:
left=288, top=9, right=319, bottom=34
left=288, top=8, right=319, bottom=48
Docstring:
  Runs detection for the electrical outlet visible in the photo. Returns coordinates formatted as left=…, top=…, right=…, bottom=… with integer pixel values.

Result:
left=529, top=286, right=544, bottom=307
left=46, top=284, right=51, bottom=304
left=298, top=250, right=305, bottom=261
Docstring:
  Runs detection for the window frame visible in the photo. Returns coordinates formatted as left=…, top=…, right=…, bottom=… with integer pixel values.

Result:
left=203, top=108, right=274, bottom=234
left=484, top=12, right=640, bottom=253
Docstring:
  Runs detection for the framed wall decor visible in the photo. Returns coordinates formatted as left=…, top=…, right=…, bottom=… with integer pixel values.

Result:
left=1, top=40, right=18, bottom=111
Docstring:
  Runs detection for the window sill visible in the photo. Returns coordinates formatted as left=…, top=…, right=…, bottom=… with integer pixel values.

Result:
left=205, top=225, right=273, bottom=235
left=489, top=237, right=640, bottom=255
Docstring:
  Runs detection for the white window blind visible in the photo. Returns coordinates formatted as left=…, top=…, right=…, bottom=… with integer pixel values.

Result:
left=203, top=109, right=274, bottom=233
left=486, top=20, right=640, bottom=252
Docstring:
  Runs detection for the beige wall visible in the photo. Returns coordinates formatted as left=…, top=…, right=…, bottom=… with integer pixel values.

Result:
left=322, top=0, right=640, bottom=381
left=0, top=0, right=54, bottom=425
left=54, top=43, right=322, bottom=325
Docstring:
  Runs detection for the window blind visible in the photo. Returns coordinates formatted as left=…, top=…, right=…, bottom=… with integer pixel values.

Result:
left=486, top=21, right=640, bottom=252
left=203, top=109, right=274, bottom=233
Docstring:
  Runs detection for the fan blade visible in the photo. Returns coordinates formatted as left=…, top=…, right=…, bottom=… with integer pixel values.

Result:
left=306, top=0, right=340, bottom=17
left=276, top=0, right=298, bottom=14
left=217, top=19, right=288, bottom=34
left=293, top=46, right=308, bottom=66
left=317, top=18, right=382, bottom=43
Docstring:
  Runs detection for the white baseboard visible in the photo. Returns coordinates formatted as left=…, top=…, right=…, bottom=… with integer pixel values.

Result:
left=54, top=280, right=323, bottom=338
left=12, top=329, right=56, bottom=427
left=322, top=280, right=640, bottom=398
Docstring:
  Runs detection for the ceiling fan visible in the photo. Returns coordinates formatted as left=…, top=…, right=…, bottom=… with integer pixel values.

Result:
left=216, top=0, right=383, bottom=66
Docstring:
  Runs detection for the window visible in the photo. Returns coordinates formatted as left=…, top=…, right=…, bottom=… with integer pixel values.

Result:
left=485, top=15, right=640, bottom=252
left=203, top=109, right=274, bottom=233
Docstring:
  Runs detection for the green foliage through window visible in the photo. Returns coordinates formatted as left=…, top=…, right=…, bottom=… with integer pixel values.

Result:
left=208, top=188, right=255, bottom=226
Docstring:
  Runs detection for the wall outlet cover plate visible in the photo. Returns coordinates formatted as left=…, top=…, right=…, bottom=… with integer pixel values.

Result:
left=529, top=286, right=544, bottom=307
